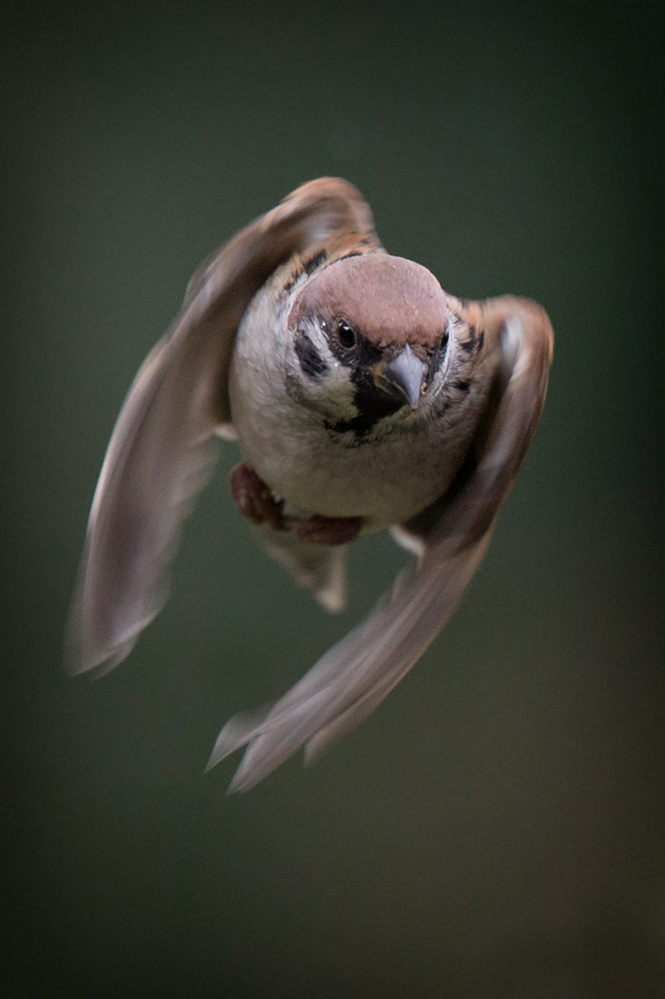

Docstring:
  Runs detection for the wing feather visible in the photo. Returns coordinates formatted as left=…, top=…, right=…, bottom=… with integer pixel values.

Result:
left=208, top=296, right=553, bottom=791
left=67, top=179, right=376, bottom=674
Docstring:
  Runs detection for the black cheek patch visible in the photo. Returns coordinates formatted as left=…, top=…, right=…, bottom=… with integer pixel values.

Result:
left=295, top=331, right=328, bottom=379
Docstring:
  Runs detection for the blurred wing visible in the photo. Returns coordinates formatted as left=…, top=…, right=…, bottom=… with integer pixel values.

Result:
left=66, top=178, right=377, bottom=675
left=207, top=296, right=554, bottom=791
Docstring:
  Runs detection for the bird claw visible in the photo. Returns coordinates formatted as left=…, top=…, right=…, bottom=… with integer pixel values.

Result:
left=230, top=464, right=361, bottom=545
left=230, top=464, right=284, bottom=528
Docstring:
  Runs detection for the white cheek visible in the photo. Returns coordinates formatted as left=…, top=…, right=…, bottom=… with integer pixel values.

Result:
left=301, top=318, right=330, bottom=356
left=320, top=370, right=358, bottom=416
left=286, top=350, right=358, bottom=421
left=286, top=321, right=358, bottom=419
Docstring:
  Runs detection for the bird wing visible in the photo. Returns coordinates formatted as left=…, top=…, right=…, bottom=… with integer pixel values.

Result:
left=66, top=178, right=378, bottom=675
left=207, top=296, right=554, bottom=791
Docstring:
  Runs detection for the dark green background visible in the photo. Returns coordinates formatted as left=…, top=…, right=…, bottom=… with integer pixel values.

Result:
left=3, top=3, right=664, bottom=997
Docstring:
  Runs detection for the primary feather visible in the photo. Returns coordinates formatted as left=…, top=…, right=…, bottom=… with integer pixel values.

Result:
left=66, top=179, right=375, bottom=674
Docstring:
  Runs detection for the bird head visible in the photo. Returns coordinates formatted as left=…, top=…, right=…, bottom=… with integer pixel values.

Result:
left=286, top=252, right=451, bottom=437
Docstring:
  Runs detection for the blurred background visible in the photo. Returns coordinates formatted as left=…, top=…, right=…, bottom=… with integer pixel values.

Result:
left=2, top=2, right=664, bottom=996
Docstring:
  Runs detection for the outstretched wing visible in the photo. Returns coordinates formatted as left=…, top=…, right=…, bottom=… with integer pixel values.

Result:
left=207, top=296, right=554, bottom=791
left=66, top=178, right=377, bottom=675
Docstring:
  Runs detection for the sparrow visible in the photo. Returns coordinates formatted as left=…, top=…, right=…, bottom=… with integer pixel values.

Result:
left=67, top=178, right=554, bottom=792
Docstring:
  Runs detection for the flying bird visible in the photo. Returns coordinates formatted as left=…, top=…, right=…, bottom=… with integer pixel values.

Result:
left=67, top=178, right=554, bottom=791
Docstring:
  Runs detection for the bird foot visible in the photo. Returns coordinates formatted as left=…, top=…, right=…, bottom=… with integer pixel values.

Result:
left=230, top=464, right=362, bottom=545
left=230, top=463, right=284, bottom=528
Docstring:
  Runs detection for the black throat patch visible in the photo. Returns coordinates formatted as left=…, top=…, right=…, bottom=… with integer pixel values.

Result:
left=326, top=369, right=405, bottom=440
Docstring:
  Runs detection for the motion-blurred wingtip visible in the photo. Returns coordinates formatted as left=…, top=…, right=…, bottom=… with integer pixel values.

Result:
left=205, top=703, right=274, bottom=779
left=63, top=618, right=132, bottom=679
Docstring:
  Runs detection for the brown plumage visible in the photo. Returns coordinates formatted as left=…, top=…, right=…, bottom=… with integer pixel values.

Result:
left=66, top=178, right=554, bottom=791
left=290, top=252, right=449, bottom=353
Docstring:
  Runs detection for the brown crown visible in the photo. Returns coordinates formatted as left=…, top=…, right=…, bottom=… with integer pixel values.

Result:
left=289, top=252, right=448, bottom=353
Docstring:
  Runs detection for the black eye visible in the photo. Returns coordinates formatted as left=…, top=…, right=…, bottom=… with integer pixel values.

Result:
left=336, top=321, right=357, bottom=349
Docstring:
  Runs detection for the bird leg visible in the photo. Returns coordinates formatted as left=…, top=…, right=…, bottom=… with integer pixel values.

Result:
left=230, top=464, right=362, bottom=545
left=230, top=463, right=284, bottom=528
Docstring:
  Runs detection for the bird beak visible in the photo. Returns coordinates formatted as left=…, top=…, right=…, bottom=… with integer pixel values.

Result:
left=374, top=344, right=427, bottom=408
